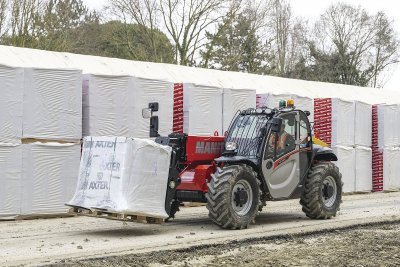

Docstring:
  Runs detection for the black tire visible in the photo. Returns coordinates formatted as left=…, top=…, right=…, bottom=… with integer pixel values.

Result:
left=206, top=164, right=261, bottom=229
left=300, top=162, right=343, bottom=219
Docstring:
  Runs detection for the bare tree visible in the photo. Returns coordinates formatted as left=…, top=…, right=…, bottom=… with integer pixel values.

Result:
left=0, top=0, right=8, bottom=38
left=159, top=0, right=226, bottom=65
left=108, top=0, right=163, bottom=61
left=313, top=3, right=399, bottom=86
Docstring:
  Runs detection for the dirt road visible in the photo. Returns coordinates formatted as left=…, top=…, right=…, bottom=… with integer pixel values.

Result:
left=1, top=192, right=400, bottom=267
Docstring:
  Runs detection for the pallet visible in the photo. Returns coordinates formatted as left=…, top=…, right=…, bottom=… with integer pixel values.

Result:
left=1, top=213, right=75, bottom=221
left=68, top=206, right=164, bottom=224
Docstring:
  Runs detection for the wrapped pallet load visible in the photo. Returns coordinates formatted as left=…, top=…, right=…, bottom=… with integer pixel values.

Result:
left=0, top=64, right=24, bottom=143
left=0, top=144, right=22, bottom=219
left=314, top=98, right=355, bottom=147
left=256, top=93, right=314, bottom=122
left=382, top=147, right=400, bottom=191
left=83, top=74, right=173, bottom=138
left=180, top=83, right=223, bottom=135
left=376, top=104, right=400, bottom=148
left=223, top=88, right=256, bottom=132
left=68, top=137, right=172, bottom=218
left=332, top=146, right=356, bottom=193
left=23, top=67, right=82, bottom=140
left=354, top=101, right=372, bottom=147
left=21, top=142, right=81, bottom=215
left=355, top=146, right=372, bottom=192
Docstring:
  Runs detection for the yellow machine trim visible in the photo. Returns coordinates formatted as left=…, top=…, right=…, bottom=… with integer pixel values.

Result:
left=312, top=136, right=328, bottom=147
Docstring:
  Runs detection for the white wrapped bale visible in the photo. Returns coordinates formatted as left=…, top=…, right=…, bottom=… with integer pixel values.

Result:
left=68, top=137, right=171, bottom=218
left=21, top=142, right=81, bottom=215
left=183, top=84, right=223, bottom=135
left=383, top=147, right=400, bottom=191
left=377, top=104, right=400, bottom=148
left=355, top=146, right=372, bottom=192
left=333, top=146, right=356, bottom=193
left=0, top=144, right=22, bottom=219
left=23, top=68, right=82, bottom=141
left=83, top=74, right=135, bottom=137
left=223, top=88, right=256, bottom=132
left=0, top=65, right=23, bottom=143
left=355, top=101, right=372, bottom=147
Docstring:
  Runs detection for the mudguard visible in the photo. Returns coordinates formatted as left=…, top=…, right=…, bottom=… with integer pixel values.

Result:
left=313, top=144, right=338, bottom=161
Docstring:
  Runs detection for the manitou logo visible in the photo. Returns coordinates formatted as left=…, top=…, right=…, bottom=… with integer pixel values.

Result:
left=196, top=141, right=224, bottom=154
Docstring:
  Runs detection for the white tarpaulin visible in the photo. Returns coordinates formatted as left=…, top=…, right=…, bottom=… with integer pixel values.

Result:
left=82, top=74, right=136, bottom=137
left=383, top=147, right=400, bottom=191
left=355, top=101, right=372, bottom=147
left=331, top=99, right=355, bottom=146
left=355, top=146, right=372, bottom=192
left=377, top=104, right=400, bottom=148
left=0, top=144, right=22, bottom=219
left=183, top=84, right=223, bottom=135
left=21, top=142, right=81, bottom=215
left=23, top=68, right=82, bottom=140
left=0, top=65, right=23, bottom=143
left=68, top=137, right=171, bottom=218
left=333, top=146, right=356, bottom=193
left=223, top=88, right=256, bottom=132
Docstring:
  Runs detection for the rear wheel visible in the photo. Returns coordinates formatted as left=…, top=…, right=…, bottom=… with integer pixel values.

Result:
left=206, top=164, right=261, bottom=229
left=300, top=162, right=342, bottom=219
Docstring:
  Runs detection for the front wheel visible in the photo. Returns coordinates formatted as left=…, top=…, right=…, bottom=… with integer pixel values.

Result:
left=300, top=162, right=343, bottom=219
left=206, top=164, right=261, bottom=229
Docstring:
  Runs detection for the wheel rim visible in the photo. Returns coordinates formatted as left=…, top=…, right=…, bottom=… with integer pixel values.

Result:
left=231, top=180, right=253, bottom=216
left=321, top=176, right=337, bottom=208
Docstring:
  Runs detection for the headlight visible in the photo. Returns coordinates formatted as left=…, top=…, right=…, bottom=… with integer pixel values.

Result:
left=225, top=142, right=237, bottom=151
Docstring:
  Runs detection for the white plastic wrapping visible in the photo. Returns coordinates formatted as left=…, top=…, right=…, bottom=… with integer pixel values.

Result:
left=183, top=83, right=223, bottom=135
left=0, top=144, right=22, bottom=219
left=131, top=77, right=173, bottom=138
left=82, top=74, right=136, bottom=137
left=355, top=101, right=372, bottom=147
left=355, top=146, right=372, bottom=192
left=331, top=99, right=355, bottom=146
left=0, top=65, right=23, bottom=143
left=377, top=104, right=400, bottom=148
left=23, top=68, right=82, bottom=140
left=68, top=137, right=171, bottom=218
left=223, top=88, right=256, bottom=132
left=333, top=146, right=356, bottom=193
left=383, top=147, right=400, bottom=191
left=21, top=142, right=81, bottom=215
left=256, top=93, right=314, bottom=122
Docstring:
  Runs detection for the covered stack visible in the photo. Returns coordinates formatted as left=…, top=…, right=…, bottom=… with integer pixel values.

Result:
left=0, top=62, right=82, bottom=219
left=68, top=137, right=171, bottom=218
left=372, top=104, right=400, bottom=191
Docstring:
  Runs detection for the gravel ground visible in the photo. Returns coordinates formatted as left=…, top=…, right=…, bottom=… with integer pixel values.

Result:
left=53, top=221, right=400, bottom=267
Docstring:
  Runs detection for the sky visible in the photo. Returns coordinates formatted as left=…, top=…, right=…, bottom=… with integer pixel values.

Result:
left=83, top=0, right=400, bottom=90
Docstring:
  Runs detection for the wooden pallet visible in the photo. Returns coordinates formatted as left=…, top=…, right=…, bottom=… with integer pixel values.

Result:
left=0, top=213, right=75, bottom=221
left=68, top=206, right=164, bottom=224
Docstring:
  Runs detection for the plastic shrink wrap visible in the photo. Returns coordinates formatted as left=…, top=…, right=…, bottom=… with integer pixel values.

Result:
left=383, top=147, right=400, bottom=191
left=0, top=144, right=22, bottom=219
left=223, top=88, right=256, bottom=132
left=333, top=146, right=356, bottom=193
left=355, top=146, right=372, bottom=192
left=377, top=104, right=400, bottom=148
left=0, top=65, right=23, bottom=143
left=23, top=68, right=82, bottom=141
left=21, top=142, right=81, bottom=215
left=183, top=84, right=223, bottom=135
left=68, top=137, right=171, bottom=218
left=355, top=101, right=372, bottom=147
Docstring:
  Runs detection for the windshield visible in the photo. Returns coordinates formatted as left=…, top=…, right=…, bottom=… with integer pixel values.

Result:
left=226, top=114, right=271, bottom=159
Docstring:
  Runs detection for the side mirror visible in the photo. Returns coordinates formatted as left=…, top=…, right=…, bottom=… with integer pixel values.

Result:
left=270, top=117, right=283, bottom=133
left=304, top=110, right=311, bottom=117
left=142, top=108, right=152, bottom=119
left=150, top=116, right=160, bottom=137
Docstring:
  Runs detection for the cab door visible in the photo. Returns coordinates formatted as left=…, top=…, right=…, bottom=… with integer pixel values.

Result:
left=261, top=112, right=300, bottom=199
